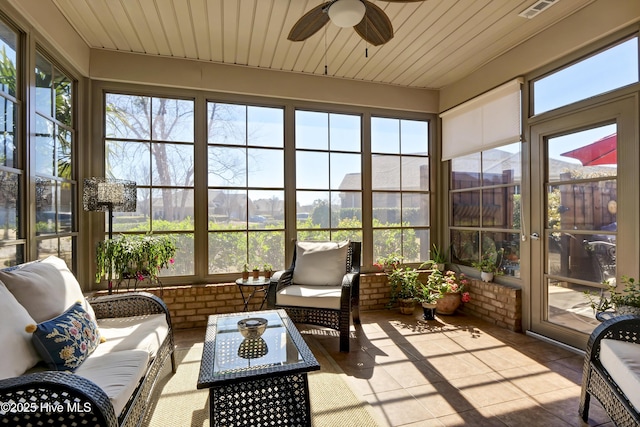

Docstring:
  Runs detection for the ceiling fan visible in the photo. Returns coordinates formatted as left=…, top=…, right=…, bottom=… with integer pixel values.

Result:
left=288, top=0, right=426, bottom=46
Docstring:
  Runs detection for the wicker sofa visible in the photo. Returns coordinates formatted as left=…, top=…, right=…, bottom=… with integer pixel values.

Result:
left=0, top=256, right=175, bottom=427
left=579, top=314, right=640, bottom=427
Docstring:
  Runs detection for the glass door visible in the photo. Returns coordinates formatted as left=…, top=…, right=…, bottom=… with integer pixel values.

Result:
left=530, top=97, right=636, bottom=349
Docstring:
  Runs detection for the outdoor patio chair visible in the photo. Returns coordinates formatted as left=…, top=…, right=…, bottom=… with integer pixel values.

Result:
left=579, top=314, right=640, bottom=427
left=266, top=240, right=361, bottom=352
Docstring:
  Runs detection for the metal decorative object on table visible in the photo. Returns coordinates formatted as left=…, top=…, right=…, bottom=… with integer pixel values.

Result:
left=197, top=309, right=320, bottom=427
left=235, top=277, right=271, bottom=311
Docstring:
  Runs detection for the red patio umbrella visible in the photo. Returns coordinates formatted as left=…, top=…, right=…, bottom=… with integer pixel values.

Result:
left=560, top=133, right=617, bottom=166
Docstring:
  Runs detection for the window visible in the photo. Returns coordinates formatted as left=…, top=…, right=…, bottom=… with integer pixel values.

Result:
left=0, top=18, right=21, bottom=266
left=34, top=51, right=76, bottom=265
left=450, top=142, right=521, bottom=277
left=371, top=117, right=430, bottom=263
left=207, top=103, right=285, bottom=272
left=105, top=93, right=194, bottom=276
left=295, top=111, right=363, bottom=244
left=533, top=37, right=639, bottom=115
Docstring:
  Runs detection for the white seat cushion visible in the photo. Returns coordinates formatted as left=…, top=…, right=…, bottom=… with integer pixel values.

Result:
left=293, top=240, right=349, bottom=286
left=75, top=350, right=149, bottom=416
left=0, top=281, right=40, bottom=380
left=600, top=338, right=640, bottom=412
left=277, top=285, right=342, bottom=310
left=94, top=314, right=168, bottom=358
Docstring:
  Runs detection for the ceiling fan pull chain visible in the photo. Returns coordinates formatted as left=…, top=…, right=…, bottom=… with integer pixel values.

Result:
left=324, top=23, right=328, bottom=75
left=365, top=6, right=368, bottom=58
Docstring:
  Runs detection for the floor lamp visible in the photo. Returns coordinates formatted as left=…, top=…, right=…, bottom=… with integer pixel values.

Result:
left=83, top=177, right=137, bottom=294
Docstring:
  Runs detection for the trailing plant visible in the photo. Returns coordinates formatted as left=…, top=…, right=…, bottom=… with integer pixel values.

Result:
left=95, top=234, right=176, bottom=284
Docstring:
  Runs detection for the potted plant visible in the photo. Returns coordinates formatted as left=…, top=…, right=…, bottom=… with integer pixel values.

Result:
left=263, top=263, right=273, bottom=279
left=95, top=234, right=176, bottom=289
left=586, top=276, right=640, bottom=317
left=426, top=269, right=471, bottom=315
left=242, top=263, right=250, bottom=281
left=386, top=266, right=419, bottom=314
left=374, top=253, right=402, bottom=273
left=472, top=249, right=504, bottom=282
left=252, top=265, right=260, bottom=279
left=416, top=282, right=442, bottom=320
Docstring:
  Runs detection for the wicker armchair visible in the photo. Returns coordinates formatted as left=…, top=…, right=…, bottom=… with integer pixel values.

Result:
left=579, top=314, right=640, bottom=426
left=266, top=241, right=361, bottom=352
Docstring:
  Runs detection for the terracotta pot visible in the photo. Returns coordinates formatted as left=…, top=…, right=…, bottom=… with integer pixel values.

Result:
left=252, top=269, right=260, bottom=279
left=436, top=292, right=461, bottom=315
left=398, top=298, right=416, bottom=315
left=242, top=271, right=249, bottom=281
left=264, top=270, right=272, bottom=279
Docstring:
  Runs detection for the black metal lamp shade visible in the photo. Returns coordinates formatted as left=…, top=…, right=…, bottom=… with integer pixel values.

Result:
left=83, top=177, right=137, bottom=213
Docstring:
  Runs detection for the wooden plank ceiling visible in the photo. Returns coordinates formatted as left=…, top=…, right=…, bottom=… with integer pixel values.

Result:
left=51, top=0, right=595, bottom=89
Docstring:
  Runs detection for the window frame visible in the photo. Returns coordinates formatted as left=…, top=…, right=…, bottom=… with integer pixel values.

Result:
left=370, top=115, right=432, bottom=264
left=32, top=48, right=78, bottom=266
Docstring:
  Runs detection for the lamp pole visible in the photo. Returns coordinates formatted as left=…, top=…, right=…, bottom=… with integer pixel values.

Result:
left=107, top=203, right=114, bottom=294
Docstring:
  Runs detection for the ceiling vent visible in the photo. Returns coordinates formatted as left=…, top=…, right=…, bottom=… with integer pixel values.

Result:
left=518, top=0, right=559, bottom=19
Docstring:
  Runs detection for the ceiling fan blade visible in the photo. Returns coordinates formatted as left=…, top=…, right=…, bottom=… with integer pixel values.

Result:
left=288, top=2, right=332, bottom=42
left=354, top=0, right=394, bottom=46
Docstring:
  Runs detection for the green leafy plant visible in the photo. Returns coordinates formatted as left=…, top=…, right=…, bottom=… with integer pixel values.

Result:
left=586, top=276, right=640, bottom=312
left=429, top=244, right=448, bottom=264
left=416, top=282, right=442, bottom=304
left=95, top=234, right=177, bottom=284
left=387, top=266, right=420, bottom=307
left=472, top=249, right=504, bottom=274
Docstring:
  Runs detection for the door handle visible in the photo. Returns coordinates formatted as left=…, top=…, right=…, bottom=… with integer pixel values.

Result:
left=530, top=232, right=540, bottom=240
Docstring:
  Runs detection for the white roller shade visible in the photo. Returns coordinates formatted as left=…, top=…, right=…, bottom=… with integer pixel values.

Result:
left=440, top=78, right=523, bottom=160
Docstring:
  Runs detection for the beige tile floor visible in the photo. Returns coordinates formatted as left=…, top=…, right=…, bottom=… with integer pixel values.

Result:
left=174, top=309, right=614, bottom=427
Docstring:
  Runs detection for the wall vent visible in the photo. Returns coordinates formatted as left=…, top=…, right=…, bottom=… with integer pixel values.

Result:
left=518, top=0, right=559, bottom=19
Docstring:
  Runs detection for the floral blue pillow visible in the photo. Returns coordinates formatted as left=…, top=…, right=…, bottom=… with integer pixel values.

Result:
left=27, top=302, right=102, bottom=371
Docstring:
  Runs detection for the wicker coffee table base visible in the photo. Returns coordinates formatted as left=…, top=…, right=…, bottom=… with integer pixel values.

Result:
left=210, top=373, right=311, bottom=427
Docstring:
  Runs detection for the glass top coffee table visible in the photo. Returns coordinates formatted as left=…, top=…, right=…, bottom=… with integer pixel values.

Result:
left=197, top=309, right=320, bottom=427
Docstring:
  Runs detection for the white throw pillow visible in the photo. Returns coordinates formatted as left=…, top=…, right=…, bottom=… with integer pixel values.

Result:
left=292, top=240, right=350, bottom=286
left=0, top=256, right=96, bottom=323
left=0, top=281, right=40, bottom=380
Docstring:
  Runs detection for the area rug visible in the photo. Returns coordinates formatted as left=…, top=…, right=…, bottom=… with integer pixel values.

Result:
left=142, top=335, right=380, bottom=426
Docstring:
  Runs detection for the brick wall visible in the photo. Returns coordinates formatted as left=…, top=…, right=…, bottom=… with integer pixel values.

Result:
left=459, top=278, right=522, bottom=331
left=96, top=274, right=522, bottom=332
left=359, top=272, right=390, bottom=310
left=98, top=283, right=267, bottom=330
left=359, top=272, right=522, bottom=332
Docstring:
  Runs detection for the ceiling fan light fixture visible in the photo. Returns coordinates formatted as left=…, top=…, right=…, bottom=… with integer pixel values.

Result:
left=328, top=0, right=366, bottom=28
